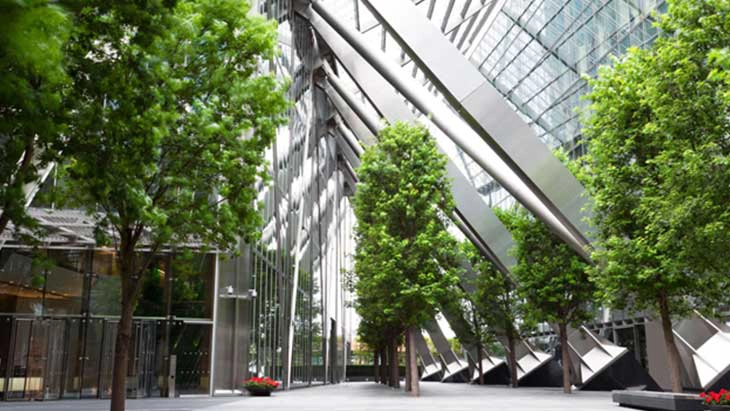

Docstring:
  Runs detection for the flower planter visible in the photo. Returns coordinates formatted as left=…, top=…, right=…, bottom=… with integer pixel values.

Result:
left=246, top=387, right=273, bottom=397
left=701, top=389, right=730, bottom=409
left=243, top=376, right=279, bottom=397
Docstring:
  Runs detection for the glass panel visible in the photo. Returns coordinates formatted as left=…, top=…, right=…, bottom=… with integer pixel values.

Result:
left=26, top=319, right=66, bottom=400
left=89, top=251, right=121, bottom=316
left=135, top=257, right=168, bottom=318
left=170, top=322, right=211, bottom=395
left=6, top=319, right=32, bottom=400
left=170, top=254, right=214, bottom=319
left=0, top=316, right=11, bottom=400
left=81, top=318, right=106, bottom=398
left=61, top=318, right=83, bottom=399
left=129, top=321, right=160, bottom=398
left=44, top=250, right=86, bottom=316
left=0, top=250, right=45, bottom=315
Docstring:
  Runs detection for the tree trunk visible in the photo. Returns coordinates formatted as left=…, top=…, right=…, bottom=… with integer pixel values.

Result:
left=374, top=350, right=380, bottom=384
left=389, top=339, right=399, bottom=388
left=110, top=288, right=134, bottom=411
left=658, top=293, right=683, bottom=393
left=407, top=327, right=419, bottom=396
left=380, top=347, right=388, bottom=385
left=405, top=332, right=411, bottom=392
left=476, top=341, right=484, bottom=385
left=110, top=234, right=151, bottom=411
left=507, top=332, right=518, bottom=388
left=558, top=322, right=571, bottom=394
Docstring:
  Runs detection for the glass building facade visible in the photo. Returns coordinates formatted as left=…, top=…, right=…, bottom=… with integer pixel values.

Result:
left=0, top=0, right=355, bottom=399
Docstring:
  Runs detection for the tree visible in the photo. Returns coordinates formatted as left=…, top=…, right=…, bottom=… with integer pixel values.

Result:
left=352, top=122, right=460, bottom=396
left=0, top=0, right=71, bottom=236
left=61, top=1, right=288, bottom=410
left=461, top=241, right=526, bottom=388
left=497, top=207, right=594, bottom=394
left=580, top=0, right=730, bottom=393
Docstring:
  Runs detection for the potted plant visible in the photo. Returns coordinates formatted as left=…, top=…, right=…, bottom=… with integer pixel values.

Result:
left=243, top=376, right=279, bottom=397
left=701, top=389, right=730, bottom=410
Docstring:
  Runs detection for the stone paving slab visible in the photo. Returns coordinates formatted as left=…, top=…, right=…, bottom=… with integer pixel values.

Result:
left=0, top=382, right=619, bottom=411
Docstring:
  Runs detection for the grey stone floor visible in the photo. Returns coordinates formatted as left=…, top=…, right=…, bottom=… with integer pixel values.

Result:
left=0, top=382, right=621, bottom=411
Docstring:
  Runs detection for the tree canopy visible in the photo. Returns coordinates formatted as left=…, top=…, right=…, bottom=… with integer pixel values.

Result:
left=0, top=0, right=71, bottom=235
left=497, top=207, right=594, bottom=328
left=58, top=1, right=288, bottom=408
left=461, top=240, right=526, bottom=386
left=581, top=0, right=730, bottom=392
left=582, top=0, right=730, bottom=320
left=497, top=206, right=593, bottom=392
left=353, top=122, right=460, bottom=341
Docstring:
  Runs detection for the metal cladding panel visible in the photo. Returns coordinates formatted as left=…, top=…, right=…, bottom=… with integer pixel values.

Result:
left=363, top=0, right=592, bottom=251
left=411, top=328, right=443, bottom=381
left=335, top=121, right=365, bottom=156
left=332, top=128, right=361, bottom=169
left=496, top=335, right=553, bottom=381
left=446, top=160, right=516, bottom=270
left=321, top=83, right=377, bottom=146
left=424, top=319, right=468, bottom=382
left=564, top=325, right=629, bottom=389
left=305, top=5, right=516, bottom=273
left=673, top=312, right=730, bottom=390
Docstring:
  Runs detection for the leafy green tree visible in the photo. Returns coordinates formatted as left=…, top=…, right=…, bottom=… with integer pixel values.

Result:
left=581, top=0, right=730, bottom=393
left=353, top=122, right=460, bottom=396
left=462, top=241, right=526, bottom=387
left=61, top=1, right=288, bottom=409
left=0, top=0, right=71, bottom=235
left=497, top=207, right=594, bottom=394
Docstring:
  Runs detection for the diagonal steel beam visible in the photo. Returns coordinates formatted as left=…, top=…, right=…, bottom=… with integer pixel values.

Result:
left=362, top=0, right=592, bottom=257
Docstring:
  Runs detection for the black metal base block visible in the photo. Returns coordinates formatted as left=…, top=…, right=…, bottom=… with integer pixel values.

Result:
left=580, top=352, right=660, bottom=391
left=612, top=390, right=703, bottom=411
left=518, top=357, right=563, bottom=388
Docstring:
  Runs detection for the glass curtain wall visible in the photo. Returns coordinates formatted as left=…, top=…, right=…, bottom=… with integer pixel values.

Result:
left=213, top=8, right=354, bottom=390
left=0, top=247, right=215, bottom=401
left=465, top=0, right=666, bottom=206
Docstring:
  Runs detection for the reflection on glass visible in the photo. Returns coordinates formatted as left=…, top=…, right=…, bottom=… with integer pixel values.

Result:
left=62, top=318, right=83, bottom=399
left=44, top=250, right=86, bottom=315
left=170, top=322, right=211, bottom=395
left=89, top=251, right=121, bottom=316
left=135, top=257, right=168, bottom=318
left=171, top=254, right=214, bottom=319
left=6, top=320, right=32, bottom=400
left=0, top=250, right=45, bottom=315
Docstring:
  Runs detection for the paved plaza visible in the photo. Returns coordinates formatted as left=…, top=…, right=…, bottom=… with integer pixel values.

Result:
left=0, top=382, right=621, bottom=411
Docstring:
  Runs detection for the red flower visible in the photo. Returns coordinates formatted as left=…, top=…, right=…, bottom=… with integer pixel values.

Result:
left=243, top=375, right=279, bottom=390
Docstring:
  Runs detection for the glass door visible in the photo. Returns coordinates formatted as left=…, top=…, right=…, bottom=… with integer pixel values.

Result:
left=4, top=319, right=31, bottom=400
